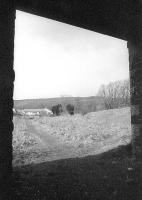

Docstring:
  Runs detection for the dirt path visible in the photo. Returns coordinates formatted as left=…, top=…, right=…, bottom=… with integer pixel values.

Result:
left=23, top=118, right=77, bottom=160
left=25, top=118, right=60, bottom=148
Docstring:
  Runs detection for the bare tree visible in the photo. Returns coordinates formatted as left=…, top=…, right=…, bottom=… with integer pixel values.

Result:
left=75, top=97, right=81, bottom=113
left=97, top=79, right=130, bottom=109
left=118, top=79, right=130, bottom=106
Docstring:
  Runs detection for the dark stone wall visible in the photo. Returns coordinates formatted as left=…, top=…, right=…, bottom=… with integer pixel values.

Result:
left=0, top=0, right=15, bottom=199
left=16, top=0, right=139, bottom=40
left=128, top=14, right=142, bottom=158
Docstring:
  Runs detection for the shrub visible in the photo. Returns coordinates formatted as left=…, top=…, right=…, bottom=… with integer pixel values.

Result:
left=52, top=104, right=63, bottom=116
left=66, top=104, right=74, bottom=115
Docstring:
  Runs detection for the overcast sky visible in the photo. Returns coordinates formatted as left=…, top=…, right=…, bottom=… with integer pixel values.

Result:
left=14, top=11, right=129, bottom=100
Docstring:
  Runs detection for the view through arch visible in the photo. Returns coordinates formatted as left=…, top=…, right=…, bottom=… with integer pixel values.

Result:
left=13, top=10, right=130, bottom=166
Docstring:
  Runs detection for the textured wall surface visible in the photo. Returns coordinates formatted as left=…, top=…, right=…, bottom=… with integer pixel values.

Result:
left=128, top=14, right=142, bottom=158
left=0, top=0, right=15, bottom=199
left=16, top=0, right=139, bottom=40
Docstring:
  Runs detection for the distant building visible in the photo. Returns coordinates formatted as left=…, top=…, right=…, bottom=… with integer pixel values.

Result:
left=14, top=108, right=53, bottom=116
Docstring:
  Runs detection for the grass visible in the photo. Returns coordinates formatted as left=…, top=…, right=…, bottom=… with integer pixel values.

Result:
left=13, top=107, right=131, bottom=166
left=13, top=117, right=39, bottom=166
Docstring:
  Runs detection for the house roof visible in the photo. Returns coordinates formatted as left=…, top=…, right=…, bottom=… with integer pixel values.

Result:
left=23, top=108, right=52, bottom=112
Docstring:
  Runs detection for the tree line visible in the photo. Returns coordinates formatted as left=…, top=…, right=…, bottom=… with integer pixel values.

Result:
left=51, top=79, right=130, bottom=116
left=97, top=79, right=130, bottom=110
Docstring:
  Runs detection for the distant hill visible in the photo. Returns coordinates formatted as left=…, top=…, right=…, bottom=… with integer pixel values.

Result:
left=14, top=96, right=105, bottom=114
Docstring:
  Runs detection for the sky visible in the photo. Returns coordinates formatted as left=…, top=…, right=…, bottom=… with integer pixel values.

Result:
left=14, top=11, right=129, bottom=100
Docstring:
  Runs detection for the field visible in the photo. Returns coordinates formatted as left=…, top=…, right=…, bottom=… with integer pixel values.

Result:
left=13, top=107, right=131, bottom=166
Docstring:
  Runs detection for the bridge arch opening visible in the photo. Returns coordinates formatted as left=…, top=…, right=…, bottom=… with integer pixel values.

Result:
left=0, top=1, right=141, bottom=199
left=13, top=10, right=130, bottom=166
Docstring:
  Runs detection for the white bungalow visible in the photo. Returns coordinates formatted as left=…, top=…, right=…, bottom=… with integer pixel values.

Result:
left=22, top=108, right=53, bottom=116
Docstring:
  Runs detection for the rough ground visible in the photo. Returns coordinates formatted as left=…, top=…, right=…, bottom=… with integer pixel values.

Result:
left=13, top=107, right=131, bottom=166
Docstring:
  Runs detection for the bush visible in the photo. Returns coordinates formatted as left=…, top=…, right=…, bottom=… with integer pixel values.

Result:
left=52, top=104, right=63, bottom=116
left=66, top=104, right=74, bottom=115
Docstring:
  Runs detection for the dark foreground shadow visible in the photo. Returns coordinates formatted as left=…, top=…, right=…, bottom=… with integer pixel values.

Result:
left=12, top=145, right=142, bottom=200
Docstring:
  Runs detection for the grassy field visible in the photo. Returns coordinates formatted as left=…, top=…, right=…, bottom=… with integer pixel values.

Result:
left=13, top=107, right=131, bottom=166
left=12, top=107, right=142, bottom=200
left=14, top=96, right=104, bottom=109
